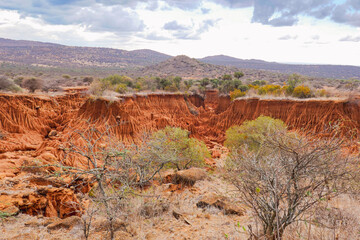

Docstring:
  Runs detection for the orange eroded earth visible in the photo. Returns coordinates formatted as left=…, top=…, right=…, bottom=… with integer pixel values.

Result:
left=0, top=90, right=359, bottom=218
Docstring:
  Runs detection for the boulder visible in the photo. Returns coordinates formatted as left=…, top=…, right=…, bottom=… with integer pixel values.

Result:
left=2, top=205, right=19, bottom=216
left=173, top=168, right=207, bottom=186
left=197, top=193, right=244, bottom=216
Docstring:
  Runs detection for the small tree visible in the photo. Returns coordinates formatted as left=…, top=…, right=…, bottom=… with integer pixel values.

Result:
left=225, top=116, right=287, bottom=151
left=147, top=126, right=210, bottom=170
left=184, top=80, right=193, bottom=90
left=48, top=124, right=165, bottom=240
left=173, top=76, right=182, bottom=89
left=0, top=76, right=13, bottom=90
left=286, top=73, right=303, bottom=95
left=23, top=77, right=44, bottom=93
left=234, top=71, right=244, bottom=79
left=226, top=119, right=355, bottom=239
left=200, top=78, right=210, bottom=87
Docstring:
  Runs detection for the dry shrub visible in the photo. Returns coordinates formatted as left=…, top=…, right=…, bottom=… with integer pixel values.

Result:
left=22, top=77, right=44, bottom=93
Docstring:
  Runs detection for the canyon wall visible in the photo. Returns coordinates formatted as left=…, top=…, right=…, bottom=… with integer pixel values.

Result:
left=0, top=92, right=359, bottom=217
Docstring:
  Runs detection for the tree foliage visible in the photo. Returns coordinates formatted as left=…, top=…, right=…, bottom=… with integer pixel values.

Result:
left=147, top=126, right=210, bottom=170
left=225, top=116, right=287, bottom=152
left=22, top=77, right=43, bottom=93
left=292, top=85, right=312, bottom=98
left=225, top=118, right=355, bottom=239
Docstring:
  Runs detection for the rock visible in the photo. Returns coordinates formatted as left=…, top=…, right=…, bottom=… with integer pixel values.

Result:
left=211, top=150, right=221, bottom=158
left=2, top=205, right=19, bottom=216
left=48, top=130, right=57, bottom=137
left=173, top=168, right=207, bottom=186
left=196, top=193, right=244, bottom=216
left=172, top=210, right=191, bottom=225
left=47, top=216, right=82, bottom=230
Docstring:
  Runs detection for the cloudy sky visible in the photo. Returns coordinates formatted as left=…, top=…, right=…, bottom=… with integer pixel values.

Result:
left=0, top=0, right=359, bottom=65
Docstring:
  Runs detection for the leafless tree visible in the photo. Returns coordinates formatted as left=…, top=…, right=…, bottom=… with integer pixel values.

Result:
left=226, top=130, right=356, bottom=240
left=54, top=124, right=165, bottom=240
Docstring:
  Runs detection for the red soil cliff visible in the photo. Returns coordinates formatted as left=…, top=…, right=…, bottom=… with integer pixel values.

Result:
left=0, top=92, right=359, bottom=217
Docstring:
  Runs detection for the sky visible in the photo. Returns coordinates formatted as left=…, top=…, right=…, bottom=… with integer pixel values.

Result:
left=0, top=0, right=359, bottom=66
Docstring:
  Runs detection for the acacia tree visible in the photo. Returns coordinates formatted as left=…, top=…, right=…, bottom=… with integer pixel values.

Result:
left=226, top=120, right=356, bottom=239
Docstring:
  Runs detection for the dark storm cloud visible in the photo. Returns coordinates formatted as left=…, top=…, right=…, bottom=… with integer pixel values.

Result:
left=251, top=0, right=360, bottom=27
left=251, top=0, right=335, bottom=27
left=163, top=19, right=220, bottom=40
left=1, top=0, right=360, bottom=37
left=163, top=21, right=190, bottom=31
left=212, top=0, right=253, bottom=8
left=339, top=35, right=360, bottom=42
left=331, top=1, right=360, bottom=27
left=0, top=0, right=145, bottom=33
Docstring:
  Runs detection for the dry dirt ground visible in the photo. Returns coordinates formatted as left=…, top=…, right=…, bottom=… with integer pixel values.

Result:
left=1, top=148, right=360, bottom=240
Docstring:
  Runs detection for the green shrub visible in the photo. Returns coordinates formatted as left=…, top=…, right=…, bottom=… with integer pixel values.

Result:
left=148, top=126, right=210, bottom=170
left=164, top=83, right=179, bottom=92
left=103, top=74, right=133, bottom=87
left=234, top=71, right=244, bottom=79
left=292, top=85, right=312, bottom=98
left=251, top=80, right=267, bottom=86
left=115, top=83, right=128, bottom=94
left=225, top=116, right=287, bottom=152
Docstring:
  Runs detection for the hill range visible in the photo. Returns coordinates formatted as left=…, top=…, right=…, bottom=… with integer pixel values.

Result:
left=0, top=38, right=359, bottom=80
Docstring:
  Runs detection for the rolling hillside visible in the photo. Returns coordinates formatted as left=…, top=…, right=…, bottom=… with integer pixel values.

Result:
left=200, top=55, right=360, bottom=79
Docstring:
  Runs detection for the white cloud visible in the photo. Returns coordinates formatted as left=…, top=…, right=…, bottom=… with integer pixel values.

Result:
left=0, top=2, right=359, bottom=66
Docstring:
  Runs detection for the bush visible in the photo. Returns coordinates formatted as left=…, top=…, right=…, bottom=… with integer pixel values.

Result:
left=230, top=89, right=246, bottom=100
left=0, top=76, right=13, bottom=91
left=115, top=84, right=127, bottom=94
left=316, top=89, right=328, bottom=97
left=225, top=124, right=354, bottom=239
left=103, top=74, right=133, bottom=87
left=164, top=83, right=179, bottom=92
left=224, top=116, right=287, bottom=151
left=234, top=71, right=244, bottom=79
left=286, top=73, right=303, bottom=95
left=258, top=84, right=281, bottom=95
left=83, top=76, right=94, bottom=83
left=292, top=85, right=312, bottom=98
left=14, top=76, right=24, bottom=86
left=251, top=80, right=267, bottom=86
left=222, top=74, right=232, bottom=81
left=22, top=78, right=43, bottom=93
left=147, top=126, right=210, bottom=170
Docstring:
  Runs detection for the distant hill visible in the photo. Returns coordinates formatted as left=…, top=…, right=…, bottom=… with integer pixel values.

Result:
left=0, top=38, right=171, bottom=68
left=199, top=55, right=360, bottom=79
left=0, top=38, right=359, bottom=80
left=138, top=55, right=238, bottom=79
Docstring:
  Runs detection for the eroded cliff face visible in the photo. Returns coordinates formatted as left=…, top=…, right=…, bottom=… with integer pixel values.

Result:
left=0, top=91, right=359, bottom=217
